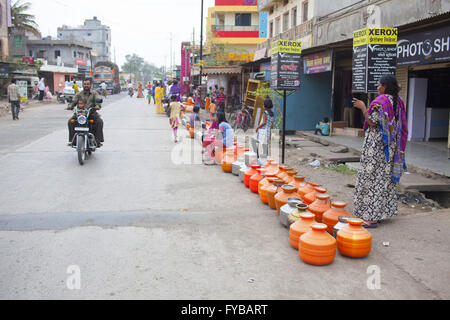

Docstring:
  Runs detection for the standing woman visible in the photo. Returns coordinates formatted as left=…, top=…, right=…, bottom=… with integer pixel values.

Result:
left=352, top=74, right=408, bottom=228
left=155, top=84, right=164, bottom=114
left=254, top=97, right=275, bottom=163
left=169, top=95, right=183, bottom=143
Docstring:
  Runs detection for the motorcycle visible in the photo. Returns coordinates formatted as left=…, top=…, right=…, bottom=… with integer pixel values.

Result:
left=68, top=98, right=103, bottom=166
left=56, top=91, right=66, bottom=104
left=128, top=88, right=134, bottom=98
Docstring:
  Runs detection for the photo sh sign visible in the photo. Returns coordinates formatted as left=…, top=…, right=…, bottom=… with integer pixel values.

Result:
left=270, top=40, right=302, bottom=90
left=352, top=28, right=398, bottom=93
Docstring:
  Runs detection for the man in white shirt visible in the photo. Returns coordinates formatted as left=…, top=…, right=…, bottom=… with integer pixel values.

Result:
left=8, top=79, right=22, bottom=120
left=38, top=78, right=45, bottom=101
left=100, top=82, right=107, bottom=98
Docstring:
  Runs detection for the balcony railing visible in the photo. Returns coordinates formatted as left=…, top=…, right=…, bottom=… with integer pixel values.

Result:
left=213, top=25, right=259, bottom=32
left=258, top=0, right=280, bottom=12
left=257, top=19, right=313, bottom=51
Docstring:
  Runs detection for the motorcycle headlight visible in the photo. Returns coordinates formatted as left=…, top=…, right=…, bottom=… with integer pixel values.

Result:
left=77, top=115, right=87, bottom=125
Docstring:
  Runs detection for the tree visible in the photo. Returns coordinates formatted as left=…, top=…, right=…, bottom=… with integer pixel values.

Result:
left=10, top=0, right=40, bottom=37
left=121, top=54, right=144, bottom=82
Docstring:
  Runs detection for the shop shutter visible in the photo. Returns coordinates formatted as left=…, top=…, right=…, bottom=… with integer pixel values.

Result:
left=396, top=66, right=409, bottom=106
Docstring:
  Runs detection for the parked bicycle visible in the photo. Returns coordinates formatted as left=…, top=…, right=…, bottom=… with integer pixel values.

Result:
left=232, top=105, right=253, bottom=132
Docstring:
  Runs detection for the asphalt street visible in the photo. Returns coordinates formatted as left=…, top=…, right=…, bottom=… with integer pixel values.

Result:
left=0, top=93, right=449, bottom=300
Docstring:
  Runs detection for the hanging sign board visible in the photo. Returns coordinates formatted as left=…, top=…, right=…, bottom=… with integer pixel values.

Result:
left=352, top=27, right=398, bottom=93
left=270, top=40, right=302, bottom=90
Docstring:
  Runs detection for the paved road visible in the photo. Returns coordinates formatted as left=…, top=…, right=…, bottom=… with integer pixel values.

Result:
left=0, top=94, right=449, bottom=300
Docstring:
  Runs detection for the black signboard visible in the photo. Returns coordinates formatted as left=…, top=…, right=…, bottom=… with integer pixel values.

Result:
left=397, top=25, right=450, bottom=66
left=270, top=40, right=302, bottom=90
left=352, top=28, right=398, bottom=93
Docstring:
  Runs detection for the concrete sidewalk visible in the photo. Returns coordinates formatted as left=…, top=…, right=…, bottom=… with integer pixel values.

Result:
left=298, top=131, right=450, bottom=177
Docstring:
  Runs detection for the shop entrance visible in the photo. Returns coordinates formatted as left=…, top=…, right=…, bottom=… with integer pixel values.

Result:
left=407, top=66, right=450, bottom=147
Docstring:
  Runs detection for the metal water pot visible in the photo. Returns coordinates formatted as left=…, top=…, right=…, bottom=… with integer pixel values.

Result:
left=280, top=198, right=303, bottom=228
left=244, top=151, right=257, bottom=167
left=232, top=157, right=245, bottom=176
left=239, top=164, right=249, bottom=183
left=333, top=216, right=353, bottom=238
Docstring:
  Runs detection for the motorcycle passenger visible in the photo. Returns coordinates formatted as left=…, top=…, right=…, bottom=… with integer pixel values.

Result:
left=67, top=79, right=104, bottom=147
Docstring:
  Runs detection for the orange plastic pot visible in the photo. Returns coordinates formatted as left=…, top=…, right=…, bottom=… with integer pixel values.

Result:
left=299, top=223, right=337, bottom=266
left=189, top=128, right=195, bottom=139
left=267, top=179, right=285, bottom=210
left=244, top=164, right=261, bottom=189
left=337, top=218, right=372, bottom=258
left=266, top=161, right=280, bottom=176
left=275, top=185, right=300, bottom=215
left=260, top=177, right=277, bottom=204
left=222, top=149, right=235, bottom=173
left=258, top=172, right=278, bottom=200
left=276, top=166, right=293, bottom=181
left=291, top=176, right=306, bottom=190
left=284, top=170, right=298, bottom=184
left=290, top=211, right=316, bottom=249
left=304, top=187, right=327, bottom=205
left=308, top=194, right=331, bottom=223
left=250, top=169, right=266, bottom=194
left=298, top=182, right=320, bottom=200
left=323, top=202, right=351, bottom=234
left=262, top=159, right=273, bottom=169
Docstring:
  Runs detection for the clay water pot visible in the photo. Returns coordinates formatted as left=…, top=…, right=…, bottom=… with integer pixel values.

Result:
left=275, top=185, right=300, bottom=215
left=232, top=157, right=245, bottom=176
left=250, top=169, right=266, bottom=194
left=267, top=179, right=285, bottom=210
left=299, top=224, right=337, bottom=266
left=291, top=176, right=306, bottom=190
left=304, top=187, right=327, bottom=205
left=244, top=164, right=261, bottom=188
left=323, top=202, right=351, bottom=235
left=289, top=211, right=316, bottom=249
left=280, top=198, right=303, bottom=228
left=298, top=182, right=320, bottom=200
left=337, top=218, right=372, bottom=258
left=308, top=194, right=331, bottom=223
left=284, top=170, right=299, bottom=184
left=333, top=216, right=352, bottom=238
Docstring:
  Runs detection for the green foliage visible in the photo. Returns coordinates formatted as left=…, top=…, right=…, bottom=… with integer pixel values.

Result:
left=323, top=164, right=358, bottom=176
left=122, top=54, right=162, bottom=83
left=10, top=1, right=40, bottom=37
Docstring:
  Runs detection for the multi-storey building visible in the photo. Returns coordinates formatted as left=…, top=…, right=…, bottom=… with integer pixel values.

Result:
left=57, top=17, right=111, bottom=64
left=0, top=0, right=10, bottom=61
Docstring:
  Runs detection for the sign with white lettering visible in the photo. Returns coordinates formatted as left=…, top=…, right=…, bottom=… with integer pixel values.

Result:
left=353, top=28, right=398, bottom=93
left=270, top=40, right=302, bottom=90
left=397, top=25, right=450, bottom=66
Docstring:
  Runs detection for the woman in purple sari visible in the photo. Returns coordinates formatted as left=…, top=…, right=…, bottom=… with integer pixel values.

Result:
left=169, top=80, right=181, bottom=102
left=352, top=74, right=408, bottom=228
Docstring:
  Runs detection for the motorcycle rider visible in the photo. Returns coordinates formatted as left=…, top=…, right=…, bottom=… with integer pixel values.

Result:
left=67, top=78, right=104, bottom=147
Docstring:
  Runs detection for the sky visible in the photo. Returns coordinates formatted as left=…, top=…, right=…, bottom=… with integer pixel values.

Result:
left=28, top=0, right=215, bottom=68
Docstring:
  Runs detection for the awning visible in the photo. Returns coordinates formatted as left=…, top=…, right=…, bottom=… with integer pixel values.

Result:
left=202, top=66, right=242, bottom=75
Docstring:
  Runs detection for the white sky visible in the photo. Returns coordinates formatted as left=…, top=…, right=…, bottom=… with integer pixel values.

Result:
left=28, top=0, right=215, bottom=68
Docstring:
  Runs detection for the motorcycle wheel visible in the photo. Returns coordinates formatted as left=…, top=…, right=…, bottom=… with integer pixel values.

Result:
left=77, top=135, right=85, bottom=166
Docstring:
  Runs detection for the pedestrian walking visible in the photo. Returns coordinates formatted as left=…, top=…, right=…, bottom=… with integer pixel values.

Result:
left=216, top=87, right=226, bottom=113
left=253, top=98, right=275, bottom=163
left=38, top=78, right=45, bottom=101
left=352, top=74, right=408, bottom=229
left=155, top=84, right=165, bottom=114
left=100, top=81, right=107, bottom=98
left=169, top=95, right=183, bottom=143
left=169, top=80, right=181, bottom=102
left=7, top=79, right=21, bottom=120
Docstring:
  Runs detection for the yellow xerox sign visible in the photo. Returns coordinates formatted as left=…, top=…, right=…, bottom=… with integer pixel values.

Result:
left=354, top=28, right=398, bottom=47
left=271, top=40, right=302, bottom=55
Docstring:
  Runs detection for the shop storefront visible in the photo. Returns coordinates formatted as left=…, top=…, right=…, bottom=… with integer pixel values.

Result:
left=396, top=24, right=450, bottom=146
left=203, top=66, right=243, bottom=107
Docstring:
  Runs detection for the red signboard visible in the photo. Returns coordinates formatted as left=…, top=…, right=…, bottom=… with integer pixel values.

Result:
left=75, top=58, right=87, bottom=66
left=22, top=57, right=34, bottom=65
left=215, top=0, right=257, bottom=5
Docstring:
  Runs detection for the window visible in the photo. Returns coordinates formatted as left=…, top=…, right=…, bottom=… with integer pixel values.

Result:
left=74, top=51, right=77, bottom=58
left=88, top=33, right=92, bottom=36
left=292, top=7, right=297, bottom=27
left=269, top=21, right=274, bottom=38
left=269, top=7, right=274, bottom=15
left=0, top=4, right=3, bottom=27
left=37, top=50, right=46, bottom=59
left=275, top=18, right=280, bottom=35
left=283, top=12, right=289, bottom=32
left=235, top=13, right=251, bottom=27
left=303, top=1, right=309, bottom=23
left=54, top=50, right=61, bottom=59
left=14, top=35, right=23, bottom=48
left=29, top=50, right=33, bottom=57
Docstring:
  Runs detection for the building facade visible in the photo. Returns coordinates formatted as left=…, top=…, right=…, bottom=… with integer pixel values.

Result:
left=57, top=17, right=111, bottom=64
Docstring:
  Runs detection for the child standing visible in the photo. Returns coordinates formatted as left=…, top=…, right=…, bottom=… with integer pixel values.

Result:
left=254, top=98, right=275, bottom=162
left=169, top=95, right=183, bottom=143
left=209, top=99, right=217, bottom=122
